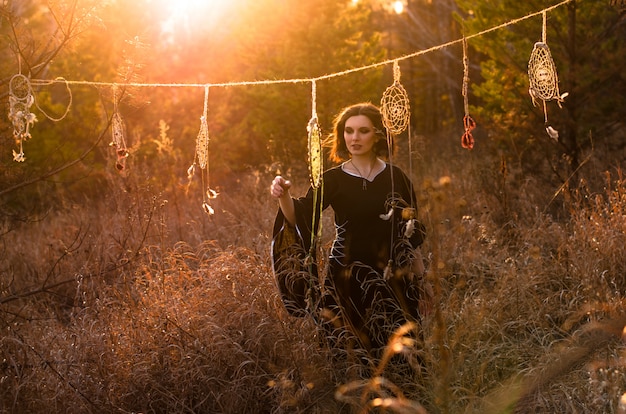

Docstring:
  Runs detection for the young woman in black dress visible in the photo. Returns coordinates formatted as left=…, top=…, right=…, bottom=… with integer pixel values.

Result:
left=270, top=102, right=426, bottom=358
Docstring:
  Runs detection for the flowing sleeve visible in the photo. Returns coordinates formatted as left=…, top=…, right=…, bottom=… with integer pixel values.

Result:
left=270, top=187, right=323, bottom=317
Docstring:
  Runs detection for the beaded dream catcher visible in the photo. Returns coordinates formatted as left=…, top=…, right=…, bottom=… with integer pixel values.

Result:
left=307, top=81, right=323, bottom=189
left=381, top=61, right=410, bottom=136
left=187, top=86, right=217, bottom=216
left=306, top=81, right=323, bottom=259
left=461, top=36, right=476, bottom=150
left=380, top=61, right=417, bottom=280
left=7, top=72, right=73, bottom=162
left=8, top=74, right=37, bottom=162
left=528, top=12, right=568, bottom=139
left=109, top=85, right=130, bottom=172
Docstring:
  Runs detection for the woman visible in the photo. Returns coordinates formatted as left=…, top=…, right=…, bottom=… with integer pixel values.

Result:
left=270, top=102, right=426, bottom=358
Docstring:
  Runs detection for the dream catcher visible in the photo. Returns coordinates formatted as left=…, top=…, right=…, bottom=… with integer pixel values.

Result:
left=461, top=36, right=476, bottom=150
left=8, top=74, right=37, bottom=162
left=308, top=81, right=323, bottom=190
left=306, top=81, right=323, bottom=276
left=187, top=86, right=218, bottom=216
left=379, top=60, right=412, bottom=209
left=381, top=61, right=410, bottom=136
left=8, top=72, right=73, bottom=162
left=380, top=61, right=417, bottom=280
left=528, top=11, right=568, bottom=140
left=109, top=85, right=130, bottom=172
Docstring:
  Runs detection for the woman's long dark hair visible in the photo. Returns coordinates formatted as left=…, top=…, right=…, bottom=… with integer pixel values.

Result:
left=327, top=102, right=391, bottom=163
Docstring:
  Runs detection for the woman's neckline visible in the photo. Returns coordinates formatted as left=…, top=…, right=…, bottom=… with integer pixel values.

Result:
left=341, top=158, right=387, bottom=183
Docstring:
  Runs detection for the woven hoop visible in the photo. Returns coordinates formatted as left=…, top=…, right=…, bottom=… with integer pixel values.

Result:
left=9, top=74, right=32, bottom=101
left=528, top=42, right=561, bottom=104
left=381, top=82, right=410, bottom=135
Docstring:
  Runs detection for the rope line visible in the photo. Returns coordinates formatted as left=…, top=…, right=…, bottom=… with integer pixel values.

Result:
left=27, top=0, right=574, bottom=91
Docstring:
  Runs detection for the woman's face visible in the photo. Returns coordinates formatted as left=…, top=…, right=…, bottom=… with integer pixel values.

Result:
left=343, top=115, right=377, bottom=157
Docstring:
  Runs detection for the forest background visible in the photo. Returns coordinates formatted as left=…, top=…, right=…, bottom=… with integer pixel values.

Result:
left=1, top=0, right=625, bottom=412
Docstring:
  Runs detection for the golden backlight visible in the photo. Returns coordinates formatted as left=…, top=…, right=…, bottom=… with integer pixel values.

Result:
left=157, top=0, right=240, bottom=39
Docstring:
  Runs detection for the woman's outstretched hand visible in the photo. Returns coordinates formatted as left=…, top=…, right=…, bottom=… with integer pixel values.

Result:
left=270, top=176, right=292, bottom=199
left=270, top=176, right=296, bottom=225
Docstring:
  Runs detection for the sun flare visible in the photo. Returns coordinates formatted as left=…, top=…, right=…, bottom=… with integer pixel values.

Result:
left=157, top=0, right=238, bottom=39
left=166, top=0, right=226, bottom=14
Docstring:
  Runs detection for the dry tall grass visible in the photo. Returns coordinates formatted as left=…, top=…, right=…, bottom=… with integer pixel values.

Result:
left=1, top=139, right=625, bottom=413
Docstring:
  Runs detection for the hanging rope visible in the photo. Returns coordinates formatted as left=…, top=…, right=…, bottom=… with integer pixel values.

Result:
left=461, top=36, right=476, bottom=150
left=32, top=77, right=73, bottom=122
left=9, top=1, right=576, bottom=175
left=13, top=0, right=574, bottom=167
left=29, top=0, right=575, bottom=92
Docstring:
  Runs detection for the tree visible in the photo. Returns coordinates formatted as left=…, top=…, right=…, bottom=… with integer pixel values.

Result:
left=210, top=0, right=388, bottom=175
left=0, top=0, right=113, bottom=215
left=454, top=0, right=626, bottom=191
left=395, top=0, right=465, bottom=134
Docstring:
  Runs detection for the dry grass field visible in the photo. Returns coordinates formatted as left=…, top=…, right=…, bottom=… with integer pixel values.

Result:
left=1, top=133, right=625, bottom=413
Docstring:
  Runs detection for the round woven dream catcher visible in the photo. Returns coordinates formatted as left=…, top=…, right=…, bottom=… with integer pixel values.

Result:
left=528, top=42, right=566, bottom=107
left=527, top=12, right=568, bottom=139
left=381, top=61, right=410, bottom=136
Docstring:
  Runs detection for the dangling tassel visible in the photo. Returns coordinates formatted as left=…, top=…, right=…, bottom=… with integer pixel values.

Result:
left=461, top=36, right=477, bottom=149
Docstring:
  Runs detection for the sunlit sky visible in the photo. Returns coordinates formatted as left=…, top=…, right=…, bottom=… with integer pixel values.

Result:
left=150, top=0, right=242, bottom=42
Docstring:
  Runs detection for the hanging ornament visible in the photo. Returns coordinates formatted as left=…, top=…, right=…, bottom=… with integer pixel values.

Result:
left=380, top=62, right=412, bottom=280
left=304, top=81, right=324, bottom=308
left=528, top=11, right=568, bottom=140
left=8, top=74, right=37, bottom=162
left=196, top=107, right=209, bottom=170
left=461, top=36, right=476, bottom=150
left=528, top=43, right=566, bottom=106
left=308, top=118, right=322, bottom=188
left=381, top=61, right=410, bottom=136
left=188, top=86, right=218, bottom=216
left=307, top=81, right=323, bottom=189
left=109, top=85, right=129, bottom=172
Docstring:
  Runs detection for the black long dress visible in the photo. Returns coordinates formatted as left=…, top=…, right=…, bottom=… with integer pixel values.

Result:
left=272, top=162, right=426, bottom=354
